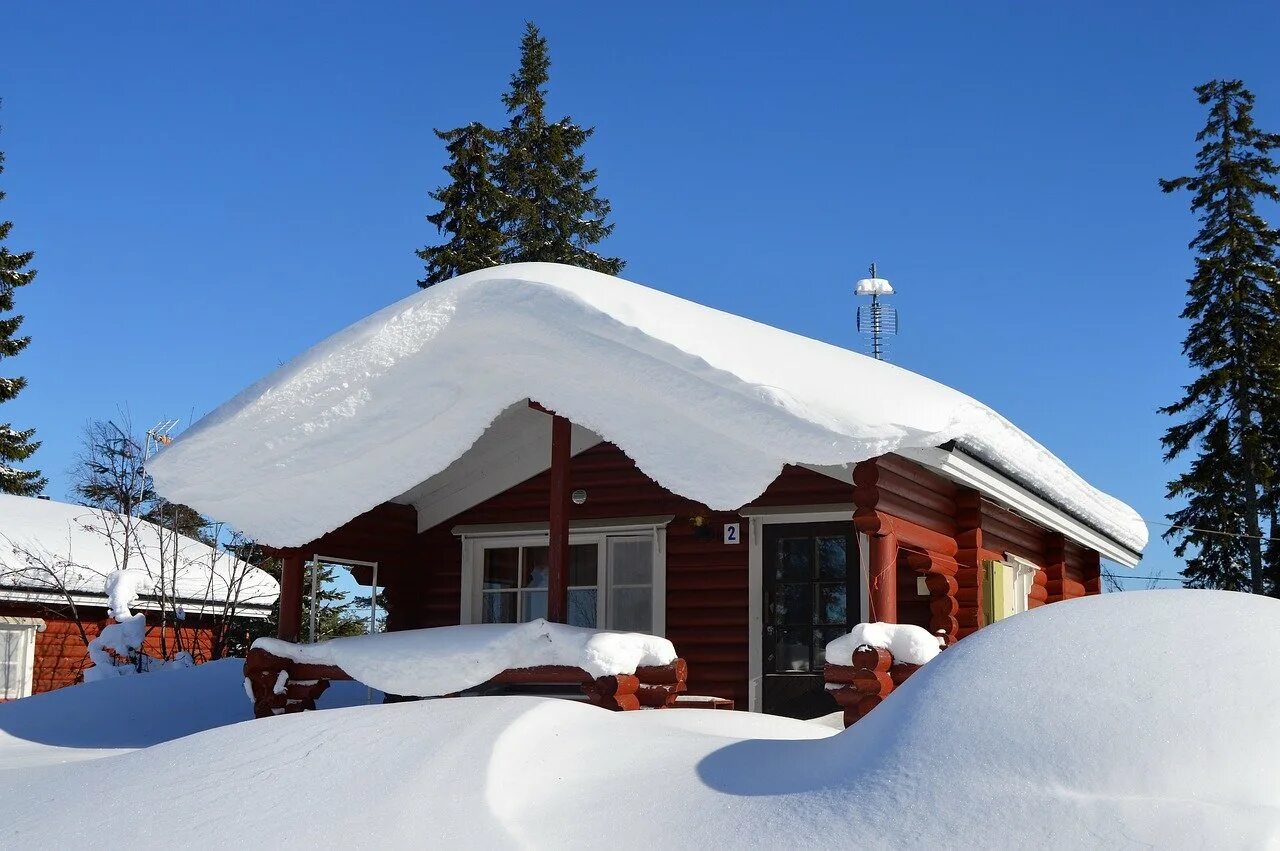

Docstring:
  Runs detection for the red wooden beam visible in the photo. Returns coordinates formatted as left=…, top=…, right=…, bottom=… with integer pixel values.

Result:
left=547, top=413, right=572, bottom=623
left=278, top=553, right=305, bottom=642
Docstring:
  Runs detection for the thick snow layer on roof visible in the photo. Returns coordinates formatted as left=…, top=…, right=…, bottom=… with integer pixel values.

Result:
left=0, top=591, right=1275, bottom=847
left=148, top=263, right=1146, bottom=552
left=253, top=620, right=677, bottom=696
left=0, top=494, right=278, bottom=609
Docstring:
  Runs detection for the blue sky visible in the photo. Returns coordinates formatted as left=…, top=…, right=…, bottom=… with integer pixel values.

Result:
left=3, top=2, right=1279, bottom=587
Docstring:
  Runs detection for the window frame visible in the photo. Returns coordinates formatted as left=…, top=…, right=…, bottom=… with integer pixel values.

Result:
left=0, top=618, right=41, bottom=701
left=457, top=519, right=668, bottom=635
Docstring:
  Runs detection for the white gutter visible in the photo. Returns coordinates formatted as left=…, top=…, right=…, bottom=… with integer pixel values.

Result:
left=897, top=445, right=1143, bottom=568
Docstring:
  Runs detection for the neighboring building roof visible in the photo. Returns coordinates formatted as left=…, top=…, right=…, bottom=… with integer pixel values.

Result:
left=148, top=263, right=1147, bottom=558
left=0, top=494, right=279, bottom=616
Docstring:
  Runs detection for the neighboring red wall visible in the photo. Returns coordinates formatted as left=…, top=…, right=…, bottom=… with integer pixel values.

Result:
left=0, top=602, right=223, bottom=694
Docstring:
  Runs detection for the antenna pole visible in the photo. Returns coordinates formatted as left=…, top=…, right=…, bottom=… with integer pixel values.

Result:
left=869, top=262, right=882, bottom=361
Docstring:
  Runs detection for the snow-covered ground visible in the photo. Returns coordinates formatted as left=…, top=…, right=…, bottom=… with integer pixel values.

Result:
left=1, top=591, right=1276, bottom=848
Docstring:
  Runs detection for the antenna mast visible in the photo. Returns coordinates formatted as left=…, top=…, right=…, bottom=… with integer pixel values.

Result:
left=855, top=262, right=899, bottom=361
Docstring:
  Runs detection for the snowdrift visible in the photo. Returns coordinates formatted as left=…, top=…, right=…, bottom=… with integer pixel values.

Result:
left=147, top=263, right=1146, bottom=553
left=2, top=591, right=1274, bottom=848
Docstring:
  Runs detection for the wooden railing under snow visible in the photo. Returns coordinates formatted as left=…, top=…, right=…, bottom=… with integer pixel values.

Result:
left=244, top=647, right=688, bottom=719
left=824, top=646, right=924, bottom=728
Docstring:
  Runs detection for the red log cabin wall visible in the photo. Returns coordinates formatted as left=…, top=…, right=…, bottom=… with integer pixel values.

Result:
left=364, top=442, right=1105, bottom=709
left=0, top=603, right=223, bottom=694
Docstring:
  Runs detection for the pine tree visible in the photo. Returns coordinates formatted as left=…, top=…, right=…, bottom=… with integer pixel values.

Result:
left=416, top=122, right=505, bottom=288
left=494, top=22, right=623, bottom=274
left=1160, top=80, right=1280, bottom=595
left=0, top=128, right=43, bottom=496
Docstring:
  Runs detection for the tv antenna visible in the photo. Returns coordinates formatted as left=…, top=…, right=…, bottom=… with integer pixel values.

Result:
left=855, top=262, right=898, bottom=361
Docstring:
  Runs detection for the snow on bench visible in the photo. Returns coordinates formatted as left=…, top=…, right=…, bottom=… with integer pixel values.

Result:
left=244, top=620, right=687, bottom=717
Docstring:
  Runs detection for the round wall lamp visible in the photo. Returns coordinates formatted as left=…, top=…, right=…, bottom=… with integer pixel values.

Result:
left=571, top=489, right=588, bottom=505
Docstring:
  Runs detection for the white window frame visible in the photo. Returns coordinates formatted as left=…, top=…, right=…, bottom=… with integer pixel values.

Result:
left=1002, top=553, right=1040, bottom=617
left=741, top=505, right=866, bottom=713
left=0, top=617, right=43, bottom=701
left=455, top=518, right=669, bottom=636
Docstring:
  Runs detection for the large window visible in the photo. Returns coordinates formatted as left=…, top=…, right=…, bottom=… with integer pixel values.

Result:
left=466, top=528, right=663, bottom=634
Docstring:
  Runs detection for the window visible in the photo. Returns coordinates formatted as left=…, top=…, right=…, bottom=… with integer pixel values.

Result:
left=0, top=620, right=39, bottom=701
left=982, top=556, right=1040, bottom=623
left=465, top=527, right=664, bottom=634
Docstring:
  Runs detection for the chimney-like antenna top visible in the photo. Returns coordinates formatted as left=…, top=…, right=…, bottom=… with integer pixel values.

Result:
left=855, top=262, right=899, bottom=361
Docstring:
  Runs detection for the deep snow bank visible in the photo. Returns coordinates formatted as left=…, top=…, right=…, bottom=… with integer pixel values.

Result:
left=147, top=263, right=1145, bottom=553
left=0, top=658, right=378, bottom=769
left=0, top=591, right=1274, bottom=849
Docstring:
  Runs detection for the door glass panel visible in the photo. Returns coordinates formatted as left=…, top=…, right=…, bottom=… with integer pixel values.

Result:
left=610, top=586, right=652, bottom=633
left=816, top=583, right=847, bottom=624
left=568, top=588, right=597, bottom=628
left=483, top=548, right=519, bottom=590
left=523, top=546, right=549, bottom=589
left=773, top=582, right=813, bottom=625
left=482, top=591, right=516, bottom=624
left=816, top=536, right=847, bottom=579
left=521, top=589, right=547, bottom=622
left=775, top=538, right=812, bottom=581
left=609, top=538, right=652, bottom=585
left=776, top=628, right=811, bottom=672
left=569, top=544, right=598, bottom=586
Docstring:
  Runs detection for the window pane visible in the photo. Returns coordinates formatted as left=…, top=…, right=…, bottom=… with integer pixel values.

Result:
left=523, top=546, right=549, bottom=589
left=482, top=591, right=516, bottom=624
left=610, top=586, right=652, bottom=633
left=775, top=628, right=811, bottom=672
left=569, top=544, right=598, bottom=586
left=483, top=548, right=519, bottom=590
left=521, top=589, right=547, bottom=622
left=568, top=588, right=598, bottom=628
left=816, top=583, right=847, bottom=625
left=772, top=582, right=813, bottom=625
left=814, top=627, right=847, bottom=668
left=775, top=538, right=812, bottom=581
left=609, top=538, right=652, bottom=585
left=817, top=536, right=848, bottom=580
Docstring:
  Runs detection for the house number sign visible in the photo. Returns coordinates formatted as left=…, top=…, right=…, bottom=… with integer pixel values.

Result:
left=724, top=523, right=740, bottom=544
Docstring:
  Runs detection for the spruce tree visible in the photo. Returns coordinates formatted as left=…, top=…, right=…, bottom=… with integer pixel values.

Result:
left=1160, top=80, right=1280, bottom=595
left=416, top=122, right=505, bottom=288
left=0, top=129, right=44, bottom=496
left=495, top=23, right=623, bottom=274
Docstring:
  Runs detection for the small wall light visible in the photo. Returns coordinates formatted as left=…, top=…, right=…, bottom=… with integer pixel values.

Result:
left=571, top=489, right=587, bottom=505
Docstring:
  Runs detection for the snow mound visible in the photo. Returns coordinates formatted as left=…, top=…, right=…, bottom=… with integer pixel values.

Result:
left=147, top=263, right=1145, bottom=553
left=826, top=621, right=942, bottom=666
left=1, top=590, right=1274, bottom=848
left=253, top=620, right=677, bottom=696
left=0, top=658, right=379, bottom=769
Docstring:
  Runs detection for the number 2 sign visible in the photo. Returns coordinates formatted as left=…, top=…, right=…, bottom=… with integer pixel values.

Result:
left=724, top=523, right=740, bottom=545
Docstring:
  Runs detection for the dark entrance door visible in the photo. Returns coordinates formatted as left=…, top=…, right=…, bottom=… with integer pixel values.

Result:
left=762, top=522, right=859, bottom=718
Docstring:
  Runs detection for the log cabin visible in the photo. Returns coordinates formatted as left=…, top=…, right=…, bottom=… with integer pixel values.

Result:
left=148, top=263, right=1146, bottom=719
left=0, top=494, right=278, bottom=697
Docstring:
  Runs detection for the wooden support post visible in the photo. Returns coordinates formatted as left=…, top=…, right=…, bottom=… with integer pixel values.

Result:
left=954, top=488, right=984, bottom=639
left=868, top=531, right=898, bottom=623
left=278, top=552, right=305, bottom=642
left=547, top=413, right=572, bottom=623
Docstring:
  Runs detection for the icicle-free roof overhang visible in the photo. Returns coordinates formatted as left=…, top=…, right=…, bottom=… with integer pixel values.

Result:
left=147, top=263, right=1147, bottom=562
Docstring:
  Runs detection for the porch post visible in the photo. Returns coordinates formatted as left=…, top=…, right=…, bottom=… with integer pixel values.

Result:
left=278, top=552, right=305, bottom=641
left=547, top=414, right=572, bottom=623
left=868, top=532, right=899, bottom=623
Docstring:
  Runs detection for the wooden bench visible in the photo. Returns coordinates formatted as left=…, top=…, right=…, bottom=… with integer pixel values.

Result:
left=244, top=647, right=689, bottom=719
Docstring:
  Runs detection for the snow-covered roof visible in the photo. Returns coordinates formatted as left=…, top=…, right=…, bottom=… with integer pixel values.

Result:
left=0, top=494, right=279, bottom=613
left=148, top=263, right=1147, bottom=556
